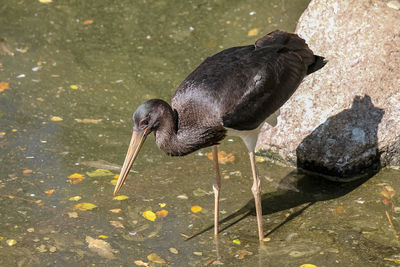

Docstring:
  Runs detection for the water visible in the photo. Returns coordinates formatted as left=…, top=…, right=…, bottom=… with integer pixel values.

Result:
left=1, top=0, right=400, bottom=266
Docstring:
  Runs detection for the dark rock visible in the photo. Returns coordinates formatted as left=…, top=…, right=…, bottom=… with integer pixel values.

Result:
left=257, top=0, right=400, bottom=181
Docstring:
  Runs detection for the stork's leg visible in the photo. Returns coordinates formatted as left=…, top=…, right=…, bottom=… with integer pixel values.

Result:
left=249, top=151, right=264, bottom=241
left=212, top=145, right=222, bottom=236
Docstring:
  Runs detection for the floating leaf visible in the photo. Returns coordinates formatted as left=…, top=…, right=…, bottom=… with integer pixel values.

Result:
left=98, top=235, right=108, bottom=239
left=110, top=208, right=121, bottom=213
left=86, top=236, right=115, bottom=259
left=50, top=116, right=63, bottom=122
left=44, top=189, right=55, bottom=195
left=110, top=220, right=125, bottom=228
left=74, top=202, right=97, bottom=211
left=177, top=194, right=188, bottom=199
left=255, top=156, right=266, bottom=163
left=0, top=82, right=10, bottom=93
left=49, top=246, right=57, bottom=253
left=113, top=195, right=129, bottom=200
left=248, top=28, right=259, bottom=36
left=207, top=151, right=235, bottom=163
left=68, top=173, right=84, bottom=179
left=159, top=203, right=166, bottom=208
left=27, top=228, right=35, bottom=233
left=384, top=258, right=400, bottom=264
left=191, top=205, right=202, bottom=213
left=69, top=196, right=82, bottom=201
left=147, top=253, right=166, bottom=264
left=110, top=179, right=117, bottom=185
left=134, top=260, right=149, bottom=266
left=143, top=210, right=156, bottom=222
left=87, top=169, right=114, bottom=177
left=70, top=84, right=78, bottom=90
left=82, top=19, right=94, bottom=25
left=114, top=174, right=119, bottom=179
left=156, top=209, right=168, bottom=218
left=169, top=247, right=179, bottom=254
left=23, top=169, right=33, bottom=174
left=233, top=239, right=241, bottom=245
left=6, top=239, right=17, bottom=246
left=300, top=265, right=317, bottom=267
left=39, top=0, right=52, bottom=3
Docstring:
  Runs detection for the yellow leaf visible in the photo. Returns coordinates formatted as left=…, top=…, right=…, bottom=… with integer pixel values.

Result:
left=300, top=265, right=317, bottom=267
left=156, top=209, right=168, bottom=218
left=70, top=84, right=78, bottom=90
left=113, top=195, right=129, bottom=200
left=134, top=260, right=149, bottom=266
left=110, top=179, right=117, bottom=185
left=143, top=210, right=156, bottom=222
left=50, top=116, right=63, bottom=122
left=109, top=208, right=121, bottom=213
left=6, top=239, right=17, bottom=246
left=159, top=203, right=166, bottom=208
left=147, top=253, right=166, bottom=264
left=248, top=28, right=259, bottom=36
left=233, top=239, right=241, bottom=245
left=0, top=82, right=10, bottom=92
left=74, top=118, right=102, bottom=124
left=39, top=0, right=52, bottom=3
left=114, top=174, right=119, bottom=179
left=67, top=212, right=78, bottom=218
left=0, top=236, right=4, bottom=241
left=98, top=235, right=108, bottom=239
left=69, top=196, right=82, bottom=201
left=44, top=189, right=55, bottom=195
left=74, top=202, right=97, bottom=211
left=255, top=156, right=266, bottom=163
left=191, top=205, right=202, bottom=213
left=68, top=173, right=84, bottom=179
left=23, top=169, right=33, bottom=174
left=12, top=129, right=17, bottom=132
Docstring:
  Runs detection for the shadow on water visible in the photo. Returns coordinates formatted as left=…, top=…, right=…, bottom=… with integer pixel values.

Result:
left=189, top=95, right=385, bottom=240
left=297, top=95, right=385, bottom=181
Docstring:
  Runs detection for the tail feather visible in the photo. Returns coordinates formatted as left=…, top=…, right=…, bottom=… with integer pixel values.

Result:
left=307, top=56, right=327, bottom=75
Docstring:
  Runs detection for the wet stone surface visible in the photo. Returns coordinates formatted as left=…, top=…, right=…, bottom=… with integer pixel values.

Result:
left=1, top=0, right=400, bottom=266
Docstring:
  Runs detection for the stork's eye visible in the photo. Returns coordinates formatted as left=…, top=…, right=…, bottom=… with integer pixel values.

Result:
left=140, top=118, right=149, bottom=126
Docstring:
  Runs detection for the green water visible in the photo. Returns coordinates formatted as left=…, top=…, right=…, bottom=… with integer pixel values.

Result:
left=1, top=0, right=400, bottom=266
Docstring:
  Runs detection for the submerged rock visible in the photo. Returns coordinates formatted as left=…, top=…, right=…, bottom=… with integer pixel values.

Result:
left=258, top=0, right=400, bottom=181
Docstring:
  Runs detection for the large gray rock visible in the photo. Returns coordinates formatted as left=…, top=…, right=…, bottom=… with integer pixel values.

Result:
left=257, top=0, right=400, bottom=181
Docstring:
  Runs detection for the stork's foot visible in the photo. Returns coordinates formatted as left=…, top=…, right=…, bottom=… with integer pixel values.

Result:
left=249, top=151, right=264, bottom=241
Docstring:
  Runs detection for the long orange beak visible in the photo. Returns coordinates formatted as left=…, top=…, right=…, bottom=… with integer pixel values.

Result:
left=113, top=128, right=148, bottom=195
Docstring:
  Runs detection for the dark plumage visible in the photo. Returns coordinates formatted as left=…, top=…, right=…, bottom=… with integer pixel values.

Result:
left=114, top=30, right=326, bottom=240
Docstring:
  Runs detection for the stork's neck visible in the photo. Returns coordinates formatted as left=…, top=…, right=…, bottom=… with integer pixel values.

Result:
left=153, top=103, right=190, bottom=156
left=153, top=101, right=226, bottom=156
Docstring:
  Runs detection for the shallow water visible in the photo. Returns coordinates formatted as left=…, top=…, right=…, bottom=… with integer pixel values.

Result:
left=1, top=0, right=400, bottom=266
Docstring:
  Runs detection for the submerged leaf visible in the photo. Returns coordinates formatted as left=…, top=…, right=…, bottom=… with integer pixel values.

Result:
left=134, top=260, right=149, bottom=266
left=87, top=169, right=114, bottom=177
left=109, top=208, right=121, bottom=213
left=110, top=220, right=125, bottom=228
left=143, top=211, right=156, bottom=222
left=0, top=82, right=10, bottom=93
left=156, top=209, right=168, bottom=218
left=44, top=189, right=55, bottom=195
left=74, top=202, right=97, bottom=211
left=6, top=239, right=17, bottom=246
left=248, top=28, right=259, bottom=36
left=206, top=151, right=235, bottom=163
left=86, top=236, right=115, bottom=259
left=147, top=253, right=166, bottom=264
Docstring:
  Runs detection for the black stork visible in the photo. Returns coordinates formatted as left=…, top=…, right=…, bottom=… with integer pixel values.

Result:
left=113, top=30, right=326, bottom=241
